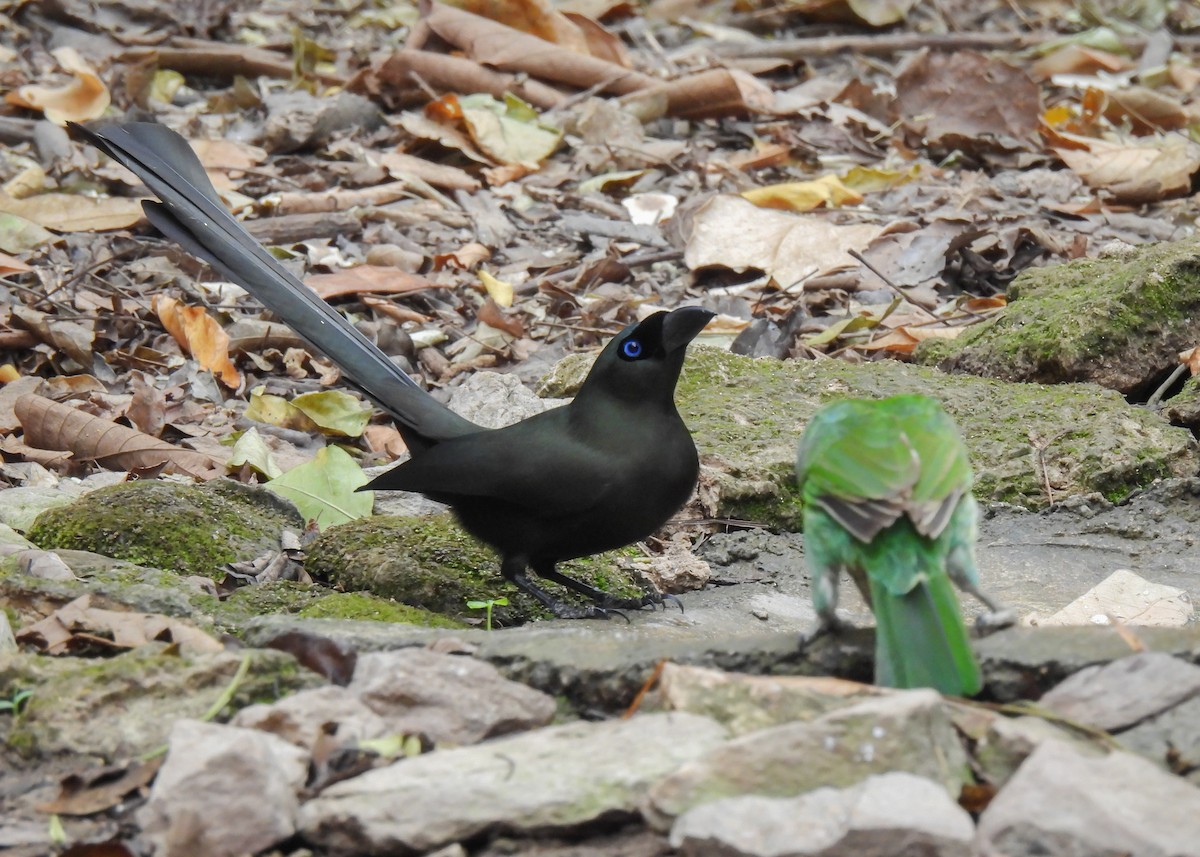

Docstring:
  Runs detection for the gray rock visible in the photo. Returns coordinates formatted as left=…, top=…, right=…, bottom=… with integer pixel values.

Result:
left=139, top=719, right=308, bottom=857
left=446, top=371, right=565, bottom=429
left=1118, top=694, right=1200, bottom=785
left=0, top=486, right=77, bottom=533
left=670, top=772, right=973, bottom=857
left=349, top=648, right=557, bottom=744
left=298, top=712, right=729, bottom=856
left=655, top=662, right=888, bottom=735
left=645, top=689, right=972, bottom=829
left=231, top=685, right=390, bottom=750
left=976, top=739, right=1200, bottom=856
left=1039, top=652, right=1200, bottom=730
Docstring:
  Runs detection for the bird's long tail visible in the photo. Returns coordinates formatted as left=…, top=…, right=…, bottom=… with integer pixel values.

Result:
left=72, top=121, right=476, bottom=444
left=869, top=571, right=982, bottom=696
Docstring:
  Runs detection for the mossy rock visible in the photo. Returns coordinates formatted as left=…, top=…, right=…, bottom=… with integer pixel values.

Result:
left=915, top=238, right=1200, bottom=397
left=26, top=479, right=304, bottom=580
left=1166, top=375, right=1200, bottom=433
left=543, top=347, right=1197, bottom=518
left=215, top=582, right=464, bottom=630
left=306, top=513, right=645, bottom=624
left=0, top=644, right=319, bottom=764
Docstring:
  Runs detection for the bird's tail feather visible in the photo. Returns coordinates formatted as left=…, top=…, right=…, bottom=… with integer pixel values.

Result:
left=72, top=121, right=476, bottom=444
left=870, top=572, right=982, bottom=696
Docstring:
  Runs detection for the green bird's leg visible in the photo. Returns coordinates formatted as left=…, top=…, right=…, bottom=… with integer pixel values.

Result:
left=945, top=498, right=1016, bottom=633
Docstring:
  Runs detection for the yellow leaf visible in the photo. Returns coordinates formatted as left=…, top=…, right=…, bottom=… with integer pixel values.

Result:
left=742, top=174, right=863, bottom=212
left=479, top=270, right=514, bottom=307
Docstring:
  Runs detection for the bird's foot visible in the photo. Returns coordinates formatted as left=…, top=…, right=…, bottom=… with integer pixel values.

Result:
left=798, top=615, right=846, bottom=650
left=974, top=607, right=1017, bottom=636
left=549, top=601, right=631, bottom=622
left=592, top=590, right=683, bottom=614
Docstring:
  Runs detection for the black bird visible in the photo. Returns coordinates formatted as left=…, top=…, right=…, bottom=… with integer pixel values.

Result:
left=73, top=121, right=713, bottom=619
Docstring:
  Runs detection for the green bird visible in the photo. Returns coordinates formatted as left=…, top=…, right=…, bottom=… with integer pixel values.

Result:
left=795, top=395, right=1011, bottom=696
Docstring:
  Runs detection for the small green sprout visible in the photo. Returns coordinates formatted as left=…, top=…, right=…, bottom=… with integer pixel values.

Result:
left=465, top=596, right=509, bottom=631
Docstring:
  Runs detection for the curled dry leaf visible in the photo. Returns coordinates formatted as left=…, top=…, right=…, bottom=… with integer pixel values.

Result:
left=304, top=265, right=441, bottom=299
left=15, top=593, right=223, bottom=655
left=451, top=0, right=592, bottom=54
left=6, top=46, right=111, bottom=124
left=682, top=194, right=882, bottom=289
left=153, top=295, right=242, bottom=389
left=15, top=393, right=216, bottom=477
left=0, top=190, right=144, bottom=232
left=1052, top=133, right=1200, bottom=204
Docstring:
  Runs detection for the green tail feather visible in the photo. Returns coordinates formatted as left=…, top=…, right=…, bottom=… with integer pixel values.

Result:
left=869, top=572, right=982, bottom=696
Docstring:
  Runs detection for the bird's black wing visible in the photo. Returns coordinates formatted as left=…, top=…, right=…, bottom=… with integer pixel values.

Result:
left=73, top=121, right=477, bottom=444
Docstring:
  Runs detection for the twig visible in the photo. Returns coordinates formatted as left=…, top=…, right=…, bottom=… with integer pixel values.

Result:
left=848, top=249, right=941, bottom=323
left=707, top=30, right=1200, bottom=60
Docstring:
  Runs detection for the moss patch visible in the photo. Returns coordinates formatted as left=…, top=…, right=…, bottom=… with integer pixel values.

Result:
left=26, top=480, right=303, bottom=580
left=306, top=513, right=645, bottom=624
left=915, top=238, right=1200, bottom=396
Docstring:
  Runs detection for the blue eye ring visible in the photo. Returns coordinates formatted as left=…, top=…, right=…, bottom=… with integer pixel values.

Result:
left=621, top=339, right=642, bottom=359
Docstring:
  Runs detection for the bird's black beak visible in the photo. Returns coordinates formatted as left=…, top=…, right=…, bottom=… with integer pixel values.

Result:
left=661, top=306, right=715, bottom=353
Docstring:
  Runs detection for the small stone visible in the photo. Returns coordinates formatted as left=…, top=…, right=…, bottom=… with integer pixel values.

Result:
left=139, top=719, right=308, bottom=857
left=1039, top=652, right=1200, bottom=731
left=1035, top=569, right=1192, bottom=628
left=976, top=739, right=1200, bottom=856
left=670, top=772, right=973, bottom=857
left=350, top=648, right=556, bottom=745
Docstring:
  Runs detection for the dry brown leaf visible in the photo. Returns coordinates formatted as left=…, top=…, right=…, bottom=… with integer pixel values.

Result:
left=15, top=593, right=223, bottom=655
left=1180, top=346, right=1200, bottom=375
left=305, top=265, right=441, bottom=299
left=478, top=296, right=525, bottom=337
left=682, top=194, right=882, bottom=288
left=11, top=304, right=95, bottom=366
left=355, top=48, right=567, bottom=110
left=189, top=138, right=268, bottom=172
left=424, top=1, right=655, bottom=94
left=0, top=251, right=32, bottom=273
left=1100, top=86, right=1189, bottom=133
left=38, top=759, right=163, bottom=817
left=378, top=151, right=482, bottom=191
left=626, top=67, right=775, bottom=119
left=1028, top=44, right=1131, bottom=80
left=859, top=325, right=963, bottom=354
left=153, top=295, right=242, bottom=388
left=0, top=190, right=144, bottom=232
left=895, top=50, right=1041, bottom=154
left=1053, top=133, right=1200, bottom=203
left=15, top=393, right=216, bottom=477
left=6, top=47, right=110, bottom=124
left=449, top=0, right=591, bottom=53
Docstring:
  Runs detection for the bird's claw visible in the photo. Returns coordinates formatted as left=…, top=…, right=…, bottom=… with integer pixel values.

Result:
left=549, top=602, right=630, bottom=622
left=974, top=607, right=1017, bottom=636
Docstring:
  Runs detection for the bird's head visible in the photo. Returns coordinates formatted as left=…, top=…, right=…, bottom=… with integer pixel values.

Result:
left=577, top=305, right=714, bottom=406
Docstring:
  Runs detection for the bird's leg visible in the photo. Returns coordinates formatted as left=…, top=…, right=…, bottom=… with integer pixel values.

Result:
left=799, top=566, right=847, bottom=649
left=501, top=555, right=625, bottom=621
left=531, top=559, right=678, bottom=613
left=961, top=582, right=1017, bottom=635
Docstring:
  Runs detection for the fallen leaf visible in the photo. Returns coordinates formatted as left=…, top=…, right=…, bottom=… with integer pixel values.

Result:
left=16, top=594, right=223, bottom=655
left=153, top=295, right=242, bottom=388
left=0, top=191, right=144, bottom=232
left=683, top=194, right=881, bottom=289
left=304, top=265, right=439, bottom=299
left=1052, top=133, right=1200, bottom=203
left=742, top=174, right=863, bottom=212
left=478, top=269, right=514, bottom=307
left=6, top=47, right=110, bottom=124
left=267, top=445, right=373, bottom=529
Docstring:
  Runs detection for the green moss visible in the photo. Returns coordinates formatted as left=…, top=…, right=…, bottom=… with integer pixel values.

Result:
left=298, top=591, right=466, bottom=627
left=306, top=513, right=646, bottom=623
left=915, top=239, right=1200, bottom=394
left=26, top=480, right=303, bottom=580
